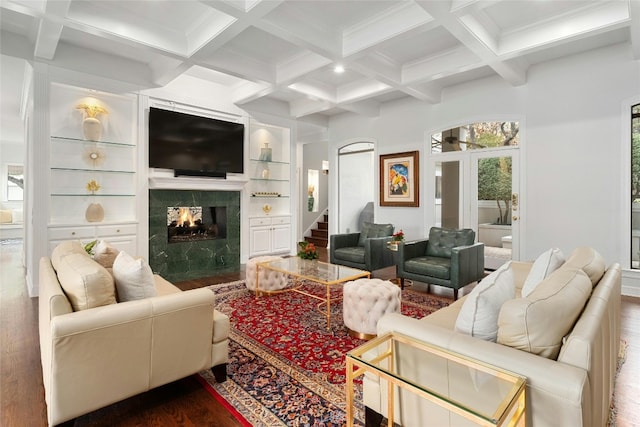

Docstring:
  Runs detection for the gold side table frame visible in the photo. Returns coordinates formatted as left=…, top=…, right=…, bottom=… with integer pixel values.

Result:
left=346, top=332, right=526, bottom=427
left=256, top=257, right=370, bottom=330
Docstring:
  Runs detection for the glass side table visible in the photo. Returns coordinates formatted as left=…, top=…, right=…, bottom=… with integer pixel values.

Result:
left=346, top=332, right=526, bottom=427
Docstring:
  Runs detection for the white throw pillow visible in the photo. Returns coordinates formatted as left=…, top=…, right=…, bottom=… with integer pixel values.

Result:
left=93, top=239, right=120, bottom=269
left=521, top=248, right=565, bottom=297
left=112, top=251, right=157, bottom=302
left=455, top=262, right=515, bottom=342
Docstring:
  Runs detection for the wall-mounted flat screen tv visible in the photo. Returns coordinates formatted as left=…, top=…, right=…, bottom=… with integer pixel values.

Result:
left=149, top=107, right=244, bottom=177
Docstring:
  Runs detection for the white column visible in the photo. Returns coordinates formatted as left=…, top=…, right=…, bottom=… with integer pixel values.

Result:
left=26, top=63, right=51, bottom=297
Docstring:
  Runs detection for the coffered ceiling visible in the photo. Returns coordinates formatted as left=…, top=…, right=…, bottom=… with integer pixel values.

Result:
left=1, top=0, right=639, bottom=126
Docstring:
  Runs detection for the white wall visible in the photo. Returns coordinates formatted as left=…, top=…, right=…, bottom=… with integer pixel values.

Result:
left=329, top=44, right=640, bottom=277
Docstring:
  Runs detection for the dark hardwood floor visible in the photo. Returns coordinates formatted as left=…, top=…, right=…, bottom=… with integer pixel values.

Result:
left=1, top=242, right=639, bottom=426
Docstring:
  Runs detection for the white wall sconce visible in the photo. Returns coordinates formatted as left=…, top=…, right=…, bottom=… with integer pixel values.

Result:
left=322, top=160, right=329, bottom=175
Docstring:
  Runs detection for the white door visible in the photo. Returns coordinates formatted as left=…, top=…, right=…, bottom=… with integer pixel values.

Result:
left=427, top=148, right=520, bottom=269
left=471, top=149, right=520, bottom=269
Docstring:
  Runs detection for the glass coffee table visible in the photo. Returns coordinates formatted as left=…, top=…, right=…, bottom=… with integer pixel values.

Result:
left=256, top=257, right=370, bottom=329
left=346, top=332, right=526, bottom=427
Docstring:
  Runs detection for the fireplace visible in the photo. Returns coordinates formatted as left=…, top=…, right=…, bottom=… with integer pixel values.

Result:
left=149, top=189, right=240, bottom=283
left=167, top=206, right=227, bottom=243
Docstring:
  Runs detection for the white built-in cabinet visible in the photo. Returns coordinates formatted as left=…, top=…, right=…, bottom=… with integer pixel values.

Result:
left=248, top=216, right=291, bottom=256
left=247, top=121, right=292, bottom=257
left=48, top=82, right=138, bottom=250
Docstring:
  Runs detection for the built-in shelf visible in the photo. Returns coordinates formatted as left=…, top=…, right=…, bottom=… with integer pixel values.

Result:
left=51, top=135, right=135, bottom=147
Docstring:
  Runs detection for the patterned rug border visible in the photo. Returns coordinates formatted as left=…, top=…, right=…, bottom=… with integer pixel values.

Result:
left=198, top=278, right=449, bottom=426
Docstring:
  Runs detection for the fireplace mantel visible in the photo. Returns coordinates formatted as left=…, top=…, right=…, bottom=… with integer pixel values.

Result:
left=149, top=171, right=248, bottom=192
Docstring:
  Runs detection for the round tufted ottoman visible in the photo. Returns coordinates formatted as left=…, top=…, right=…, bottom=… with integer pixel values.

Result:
left=245, top=255, right=288, bottom=294
left=343, top=278, right=401, bottom=339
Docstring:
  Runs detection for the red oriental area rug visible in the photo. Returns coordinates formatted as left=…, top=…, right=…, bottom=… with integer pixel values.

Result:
left=198, top=279, right=452, bottom=426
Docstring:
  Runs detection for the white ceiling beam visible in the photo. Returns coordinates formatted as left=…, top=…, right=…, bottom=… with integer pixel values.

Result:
left=339, top=99, right=380, bottom=117
left=336, top=78, right=390, bottom=104
left=276, top=52, right=332, bottom=85
left=627, top=0, right=640, bottom=59
left=33, top=0, right=70, bottom=60
left=416, top=0, right=527, bottom=86
left=255, top=19, right=341, bottom=61
left=233, top=81, right=276, bottom=105
left=241, top=96, right=292, bottom=118
left=288, top=81, right=335, bottom=103
left=47, top=42, right=154, bottom=87
left=342, top=2, right=434, bottom=57
left=193, top=0, right=284, bottom=57
left=402, top=46, right=482, bottom=84
left=498, top=1, right=632, bottom=56
left=350, top=53, right=401, bottom=84
left=289, top=97, right=333, bottom=118
left=401, top=83, right=442, bottom=104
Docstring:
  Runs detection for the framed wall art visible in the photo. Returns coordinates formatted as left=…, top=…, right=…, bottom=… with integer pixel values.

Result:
left=379, top=151, right=419, bottom=207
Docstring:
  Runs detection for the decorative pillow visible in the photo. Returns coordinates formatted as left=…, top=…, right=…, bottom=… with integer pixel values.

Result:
left=454, top=261, right=515, bottom=342
left=51, top=240, right=89, bottom=271
left=0, top=209, right=13, bottom=223
left=55, top=252, right=116, bottom=311
left=521, top=248, right=565, bottom=297
left=564, top=246, right=606, bottom=286
left=497, top=267, right=591, bottom=359
left=112, top=251, right=157, bottom=302
left=93, top=239, right=120, bottom=269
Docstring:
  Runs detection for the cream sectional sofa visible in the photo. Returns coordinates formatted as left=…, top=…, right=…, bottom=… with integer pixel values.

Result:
left=39, top=242, right=230, bottom=426
left=364, top=247, right=621, bottom=427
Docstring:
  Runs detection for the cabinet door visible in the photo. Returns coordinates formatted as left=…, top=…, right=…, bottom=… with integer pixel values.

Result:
left=271, top=224, right=291, bottom=254
left=105, top=235, right=137, bottom=255
left=250, top=226, right=272, bottom=256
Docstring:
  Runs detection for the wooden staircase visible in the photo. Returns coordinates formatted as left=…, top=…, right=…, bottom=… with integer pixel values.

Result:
left=305, top=212, right=328, bottom=248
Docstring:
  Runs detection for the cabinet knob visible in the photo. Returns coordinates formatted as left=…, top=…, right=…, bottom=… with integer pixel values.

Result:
left=71, top=232, right=76, bottom=236
left=116, top=229, right=120, bottom=233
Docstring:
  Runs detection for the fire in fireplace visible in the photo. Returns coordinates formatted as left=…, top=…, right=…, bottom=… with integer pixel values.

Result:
left=167, top=206, right=227, bottom=243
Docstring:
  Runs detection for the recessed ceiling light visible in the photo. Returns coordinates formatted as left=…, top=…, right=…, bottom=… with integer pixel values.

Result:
left=334, top=65, right=345, bottom=74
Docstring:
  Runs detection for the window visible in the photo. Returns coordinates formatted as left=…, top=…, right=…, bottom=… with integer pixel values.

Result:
left=431, top=122, right=519, bottom=153
left=6, top=164, right=23, bottom=201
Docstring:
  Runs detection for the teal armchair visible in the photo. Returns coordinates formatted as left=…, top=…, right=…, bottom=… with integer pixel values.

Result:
left=398, top=227, right=484, bottom=300
left=330, top=222, right=395, bottom=272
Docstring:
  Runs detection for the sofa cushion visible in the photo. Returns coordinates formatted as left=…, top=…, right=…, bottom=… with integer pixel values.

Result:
left=56, top=252, right=117, bottom=311
left=425, top=227, right=475, bottom=258
left=497, top=267, right=592, bottom=359
left=564, top=246, right=605, bottom=286
left=333, top=246, right=365, bottom=264
left=357, top=222, right=394, bottom=247
left=51, top=240, right=90, bottom=271
left=113, top=251, right=157, bottom=302
left=404, top=256, right=450, bottom=280
left=0, top=209, right=13, bottom=223
left=455, top=262, right=515, bottom=341
left=93, top=239, right=120, bottom=269
left=521, top=248, right=565, bottom=297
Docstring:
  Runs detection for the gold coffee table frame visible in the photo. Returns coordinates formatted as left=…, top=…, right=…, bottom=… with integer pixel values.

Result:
left=346, top=332, right=526, bottom=427
left=256, top=257, right=370, bottom=330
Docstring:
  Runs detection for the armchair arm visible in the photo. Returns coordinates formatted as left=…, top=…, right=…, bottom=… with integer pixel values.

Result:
left=450, top=243, right=485, bottom=288
left=330, top=233, right=360, bottom=264
left=398, top=239, right=429, bottom=262
left=364, top=236, right=394, bottom=271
